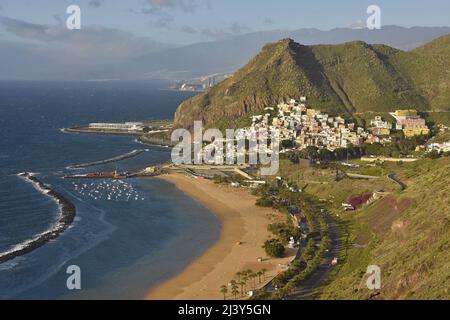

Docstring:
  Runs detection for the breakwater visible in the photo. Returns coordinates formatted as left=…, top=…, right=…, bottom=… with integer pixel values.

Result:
left=0, top=173, right=76, bottom=264
left=67, top=149, right=146, bottom=169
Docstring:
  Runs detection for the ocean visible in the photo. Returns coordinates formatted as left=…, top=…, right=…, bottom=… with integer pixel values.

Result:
left=0, top=80, right=220, bottom=299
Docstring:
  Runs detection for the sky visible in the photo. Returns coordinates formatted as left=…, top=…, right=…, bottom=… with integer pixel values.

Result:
left=0, top=0, right=448, bottom=80
left=0, top=0, right=449, bottom=45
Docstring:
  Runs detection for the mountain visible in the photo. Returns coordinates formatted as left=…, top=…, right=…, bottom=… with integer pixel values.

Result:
left=130, top=26, right=450, bottom=80
left=174, top=34, right=450, bottom=130
left=1, top=25, right=449, bottom=81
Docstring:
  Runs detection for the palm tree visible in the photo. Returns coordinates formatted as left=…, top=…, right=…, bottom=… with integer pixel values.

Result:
left=238, top=281, right=245, bottom=296
left=241, top=274, right=249, bottom=293
left=261, top=268, right=268, bottom=280
left=257, top=270, right=263, bottom=284
left=220, top=285, right=228, bottom=300
left=250, top=272, right=257, bottom=289
left=236, top=271, right=242, bottom=282
left=231, top=283, right=239, bottom=300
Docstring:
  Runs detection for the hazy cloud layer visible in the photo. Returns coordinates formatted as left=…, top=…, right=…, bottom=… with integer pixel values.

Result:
left=88, top=0, right=105, bottom=8
left=139, top=0, right=211, bottom=30
left=0, top=16, right=168, bottom=56
left=142, top=0, right=201, bottom=14
left=180, top=25, right=198, bottom=34
left=0, top=15, right=173, bottom=79
left=201, top=23, right=252, bottom=40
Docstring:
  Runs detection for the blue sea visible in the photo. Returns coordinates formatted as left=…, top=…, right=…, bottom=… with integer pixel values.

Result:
left=0, top=80, right=220, bottom=299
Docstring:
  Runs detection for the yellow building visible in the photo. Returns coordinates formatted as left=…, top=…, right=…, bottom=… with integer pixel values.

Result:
left=394, top=109, right=418, bottom=117
left=306, top=109, right=317, bottom=117
left=403, top=126, right=430, bottom=137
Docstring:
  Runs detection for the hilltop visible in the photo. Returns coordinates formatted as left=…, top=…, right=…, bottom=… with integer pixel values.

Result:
left=174, top=35, right=450, bottom=130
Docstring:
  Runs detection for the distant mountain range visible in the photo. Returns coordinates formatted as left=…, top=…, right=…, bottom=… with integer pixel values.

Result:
left=1, top=25, right=450, bottom=80
left=174, top=34, right=450, bottom=130
left=125, top=25, right=450, bottom=80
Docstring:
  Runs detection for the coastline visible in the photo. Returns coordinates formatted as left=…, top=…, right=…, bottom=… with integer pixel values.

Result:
left=0, top=173, right=76, bottom=264
left=147, top=173, right=296, bottom=300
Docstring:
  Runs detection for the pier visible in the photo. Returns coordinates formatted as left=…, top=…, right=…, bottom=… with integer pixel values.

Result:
left=67, top=149, right=146, bottom=169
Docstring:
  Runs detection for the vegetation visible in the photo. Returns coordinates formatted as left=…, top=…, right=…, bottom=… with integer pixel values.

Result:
left=220, top=268, right=269, bottom=300
left=212, top=174, right=245, bottom=185
left=277, top=156, right=450, bottom=300
left=175, top=35, right=450, bottom=131
left=263, top=239, right=285, bottom=258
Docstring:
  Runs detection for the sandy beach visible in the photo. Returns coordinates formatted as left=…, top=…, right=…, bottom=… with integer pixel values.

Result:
left=147, top=173, right=296, bottom=300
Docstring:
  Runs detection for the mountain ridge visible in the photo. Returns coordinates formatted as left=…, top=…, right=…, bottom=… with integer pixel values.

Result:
left=128, top=26, right=450, bottom=80
left=174, top=34, right=450, bottom=130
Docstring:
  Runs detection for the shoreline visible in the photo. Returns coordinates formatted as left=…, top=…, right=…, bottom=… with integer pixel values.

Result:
left=147, top=173, right=296, bottom=300
left=0, top=173, right=76, bottom=264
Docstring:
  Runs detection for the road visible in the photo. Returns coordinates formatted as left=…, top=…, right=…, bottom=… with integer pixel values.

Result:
left=387, top=174, right=407, bottom=190
left=286, top=212, right=340, bottom=300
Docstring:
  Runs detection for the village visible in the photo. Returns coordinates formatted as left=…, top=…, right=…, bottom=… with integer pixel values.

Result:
left=249, top=97, right=435, bottom=153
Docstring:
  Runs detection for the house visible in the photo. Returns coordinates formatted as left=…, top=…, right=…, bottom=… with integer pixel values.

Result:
left=348, top=194, right=372, bottom=208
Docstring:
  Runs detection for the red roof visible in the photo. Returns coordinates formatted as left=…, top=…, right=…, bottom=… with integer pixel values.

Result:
left=348, top=194, right=372, bottom=207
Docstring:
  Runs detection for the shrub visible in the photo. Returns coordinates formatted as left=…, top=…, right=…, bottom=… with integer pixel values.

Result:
left=263, top=239, right=285, bottom=258
left=256, top=197, right=274, bottom=207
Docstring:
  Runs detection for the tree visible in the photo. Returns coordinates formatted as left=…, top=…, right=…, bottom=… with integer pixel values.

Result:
left=426, top=150, right=440, bottom=159
left=257, top=271, right=263, bottom=284
left=256, top=197, right=273, bottom=207
left=230, top=281, right=239, bottom=300
left=220, top=285, right=228, bottom=300
left=249, top=272, right=257, bottom=289
left=238, top=281, right=245, bottom=296
left=235, top=271, right=242, bottom=282
left=363, top=142, right=384, bottom=156
left=241, top=274, right=249, bottom=293
left=304, top=146, right=319, bottom=159
left=263, top=239, right=285, bottom=258
left=261, top=268, right=268, bottom=281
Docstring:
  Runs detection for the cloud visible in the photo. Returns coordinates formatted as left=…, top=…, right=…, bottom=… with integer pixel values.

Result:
left=0, top=16, right=169, bottom=61
left=180, top=25, right=198, bottom=34
left=262, top=17, right=273, bottom=25
left=88, top=0, right=104, bottom=8
left=229, top=22, right=251, bottom=35
left=142, top=0, right=200, bottom=14
left=202, top=23, right=252, bottom=40
left=138, top=0, right=210, bottom=29
left=149, top=14, right=174, bottom=29
left=349, top=20, right=366, bottom=30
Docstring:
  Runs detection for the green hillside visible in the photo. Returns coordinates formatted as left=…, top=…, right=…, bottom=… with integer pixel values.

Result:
left=174, top=35, right=450, bottom=130
left=276, top=156, right=450, bottom=299
left=315, top=158, right=450, bottom=299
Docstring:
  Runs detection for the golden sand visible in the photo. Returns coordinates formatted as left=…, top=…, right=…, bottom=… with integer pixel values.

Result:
left=147, top=173, right=296, bottom=300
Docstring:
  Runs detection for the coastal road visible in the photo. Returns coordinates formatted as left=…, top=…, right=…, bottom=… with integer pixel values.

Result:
left=286, top=212, right=340, bottom=300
